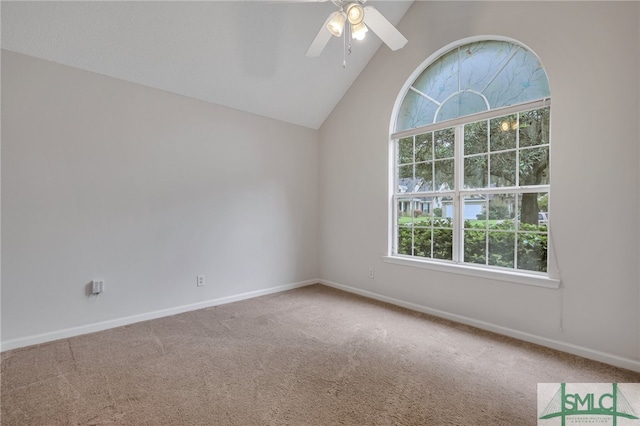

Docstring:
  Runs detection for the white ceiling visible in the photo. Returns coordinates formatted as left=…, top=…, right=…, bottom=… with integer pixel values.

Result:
left=1, top=1, right=413, bottom=129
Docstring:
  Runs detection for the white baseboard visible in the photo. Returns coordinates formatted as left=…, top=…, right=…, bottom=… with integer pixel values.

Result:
left=318, top=279, right=640, bottom=373
left=1, top=279, right=317, bottom=352
left=6, top=278, right=640, bottom=373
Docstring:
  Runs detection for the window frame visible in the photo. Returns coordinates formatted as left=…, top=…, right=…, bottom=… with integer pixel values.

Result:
left=387, top=38, right=559, bottom=289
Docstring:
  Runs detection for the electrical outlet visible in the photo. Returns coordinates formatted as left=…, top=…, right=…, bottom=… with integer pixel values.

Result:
left=368, top=269, right=375, bottom=279
left=92, top=280, right=105, bottom=294
left=197, top=275, right=205, bottom=287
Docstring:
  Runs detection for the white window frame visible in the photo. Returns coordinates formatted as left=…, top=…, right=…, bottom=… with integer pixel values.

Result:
left=387, top=102, right=559, bottom=289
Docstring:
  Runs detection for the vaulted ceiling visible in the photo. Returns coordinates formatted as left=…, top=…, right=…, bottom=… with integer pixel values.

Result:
left=1, top=1, right=413, bottom=129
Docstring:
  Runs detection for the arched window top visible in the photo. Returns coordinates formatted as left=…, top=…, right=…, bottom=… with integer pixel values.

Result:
left=395, top=39, right=550, bottom=133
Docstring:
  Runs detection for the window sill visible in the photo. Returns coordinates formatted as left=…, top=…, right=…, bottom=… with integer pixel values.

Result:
left=382, top=256, right=561, bottom=289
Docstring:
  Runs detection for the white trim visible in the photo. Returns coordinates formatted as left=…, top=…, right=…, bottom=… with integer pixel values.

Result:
left=5, top=278, right=639, bottom=373
left=0, top=279, right=317, bottom=352
left=318, top=279, right=640, bottom=373
left=393, top=186, right=550, bottom=201
left=433, top=89, right=490, bottom=124
left=383, top=255, right=560, bottom=288
left=409, top=86, right=440, bottom=106
left=391, top=98, right=550, bottom=140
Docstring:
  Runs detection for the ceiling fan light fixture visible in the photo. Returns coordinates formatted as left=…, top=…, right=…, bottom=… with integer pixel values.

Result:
left=351, top=22, right=368, bottom=40
left=326, top=11, right=346, bottom=37
left=346, top=3, right=364, bottom=25
left=305, top=1, right=407, bottom=61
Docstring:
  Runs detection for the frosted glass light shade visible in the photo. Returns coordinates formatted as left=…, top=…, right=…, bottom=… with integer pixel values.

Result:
left=346, top=3, right=364, bottom=24
left=351, top=22, right=368, bottom=40
left=326, top=11, right=346, bottom=37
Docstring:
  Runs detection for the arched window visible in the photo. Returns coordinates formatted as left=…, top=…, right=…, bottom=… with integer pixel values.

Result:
left=389, top=38, right=555, bottom=285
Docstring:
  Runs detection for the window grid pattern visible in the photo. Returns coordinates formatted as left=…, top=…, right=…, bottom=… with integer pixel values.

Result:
left=392, top=39, right=551, bottom=275
left=396, top=40, right=550, bottom=133
left=394, top=106, right=550, bottom=273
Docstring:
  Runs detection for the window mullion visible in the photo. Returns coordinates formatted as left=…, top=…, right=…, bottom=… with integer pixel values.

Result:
left=454, top=125, right=464, bottom=263
left=392, top=140, right=398, bottom=255
left=458, top=186, right=550, bottom=196
left=514, top=114, right=520, bottom=268
left=391, top=98, right=551, bottom=140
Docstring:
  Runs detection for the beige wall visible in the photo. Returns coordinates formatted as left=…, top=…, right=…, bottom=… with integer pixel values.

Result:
left=1, top=50, right=319, bottom=346
left=318, top=1, right=640, bottom=368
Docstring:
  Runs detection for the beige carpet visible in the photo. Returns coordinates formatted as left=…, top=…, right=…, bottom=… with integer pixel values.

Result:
left=2, top=284, right=639, bottom=425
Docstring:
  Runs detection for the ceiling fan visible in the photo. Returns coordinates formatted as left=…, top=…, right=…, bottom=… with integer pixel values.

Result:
left=304, top=0, right=408, bottom=59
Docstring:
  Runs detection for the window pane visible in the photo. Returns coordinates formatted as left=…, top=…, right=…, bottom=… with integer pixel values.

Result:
left=398, top=164, right=413, bottom=180
left=464, top=193, right=518, bottom=268
left=399, top=178, right=425, bottom=194
left=463, top=196, right=486, bottom=221
left=434, top=128, right=455, bottom=159
left=415, top=133, right=433, bottom=162
left=483, top=47, right=550, bottom=108
left=433, top=229, right=453, bottom=260
left=395, top=40, right=550, bottom=133
left=397, top=226, right=413, bottom=255
left=397, top=199, right=414, bottom=225
left=490, top=114, right=518, bottom=151
left=397, top=197, right=434, bottom=224
left=470, top=201, right=488, bottom=222
left=436, top=196, right=454, bottom=226
left=413, top=227, right=432, bottom=258
left=396, top=196, right=445, bottom=259
left=467, top=194, right=516, bottom=227
left=488, top=231, right=515, bottom=268
left=397, top=90, right=437, bottom=132
left=413, top=199, right=432, bottom=222
left=516, top=192, right=548, bottom=229
left=434, top=216, right=453, bottom=230
left=398, top=137, right=414, bottom=164
left=489, top=151, right=516, bottom=187
left=488, top=193, right=516, bottom=221
left=519, top=107, right=550, bottom=148
left=464, top=154, right=488, bottom=189
left=413, top=48, right=459, bottom=105
left=464, top=119, right=488, bottom=155
left=464, top=229, right=486, bottom=265
left=517, top=232, right=547, bottom=272
left=438, top=92, right=488, bottom=122
left=415, top=162, right=432, bottom=191
left=459, top=41, right=515, bottom=94
left=435, top=159, right=454, bottom=190
left=519, top=147, right=549, bottom=186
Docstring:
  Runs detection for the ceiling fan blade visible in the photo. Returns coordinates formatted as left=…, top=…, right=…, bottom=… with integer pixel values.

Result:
left=305, top=16, right=334, bottom=57
left=363, top=6, right=407, bottom=51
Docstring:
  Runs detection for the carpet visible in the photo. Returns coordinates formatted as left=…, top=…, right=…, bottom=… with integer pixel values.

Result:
left=2, top=284, right=639, bottom=425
